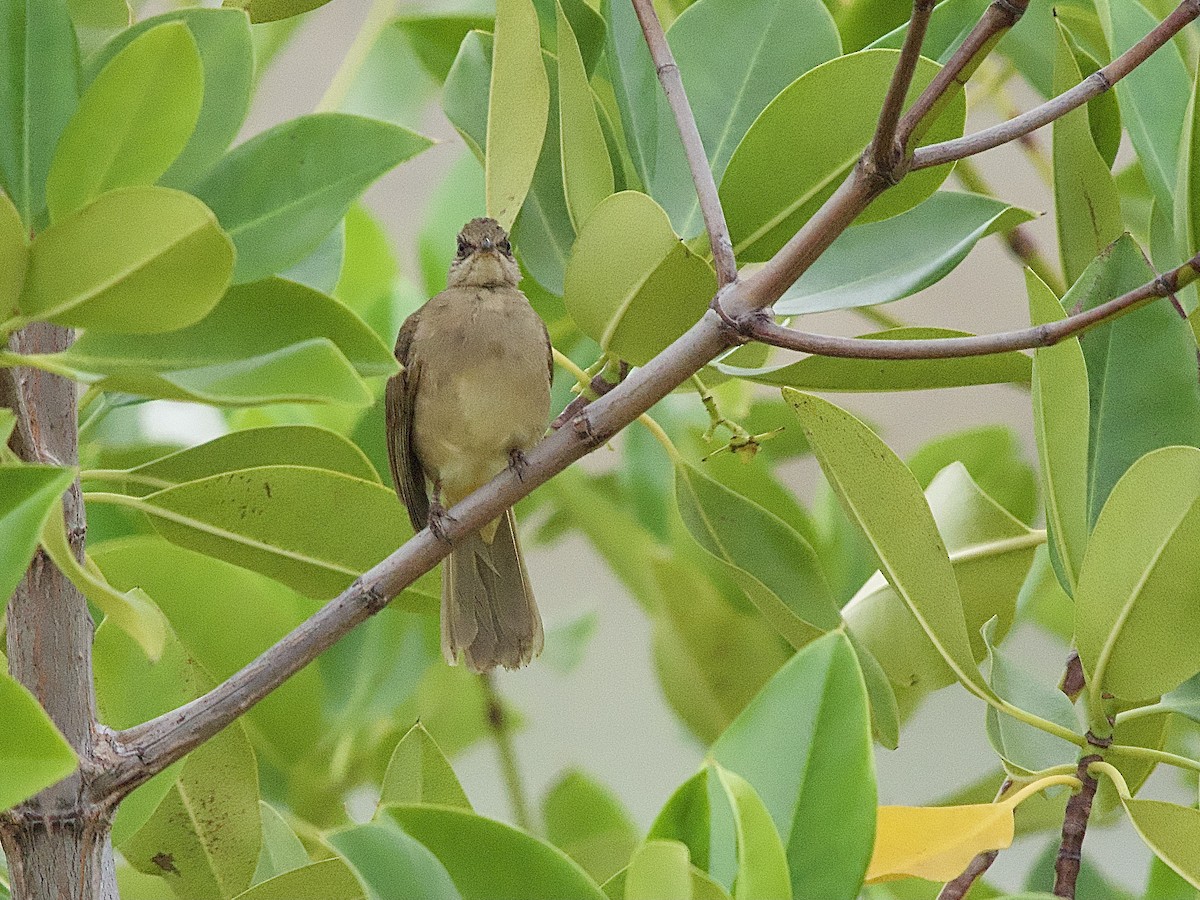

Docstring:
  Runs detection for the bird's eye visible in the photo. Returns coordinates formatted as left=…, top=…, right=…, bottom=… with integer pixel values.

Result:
left=499, top=239, right=511, bottom=255
left=456, top=236, right=469, bottom=257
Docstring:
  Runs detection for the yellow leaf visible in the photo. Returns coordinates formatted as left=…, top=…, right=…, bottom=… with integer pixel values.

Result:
left=865, top=802, right=1014, bottom=883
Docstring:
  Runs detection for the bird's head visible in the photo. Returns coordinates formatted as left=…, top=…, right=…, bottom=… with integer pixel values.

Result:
left=447, top=217, right=521, bottom=288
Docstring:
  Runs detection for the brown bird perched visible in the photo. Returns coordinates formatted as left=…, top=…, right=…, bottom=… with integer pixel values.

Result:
left=385, top=217, right=552, bottom=672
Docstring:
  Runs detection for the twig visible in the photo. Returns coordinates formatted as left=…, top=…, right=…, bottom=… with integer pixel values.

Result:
left=630, top=0, right=737, bottom=286
left=913, top=0, right=1200, bottom=170
left=732, top=250, right=1200, bottom=360
left=869, top=0, right=936, bottom=173
left=937, top=778, right=1012, bottom=900
left=482, top=674, right=533, bottom=832
left=550, top=361, right=628, bottom=430
left=1053, top=755, right=1102, bottom=898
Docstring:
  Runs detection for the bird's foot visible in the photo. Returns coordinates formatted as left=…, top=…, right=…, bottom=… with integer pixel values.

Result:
left=508, top=448, right=530, bottom=482
left=427, top=497, right=457, bottom=545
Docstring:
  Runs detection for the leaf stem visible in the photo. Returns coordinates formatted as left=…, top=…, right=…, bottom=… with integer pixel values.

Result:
left=0, top=350, right=85, bottom=380
left=80, top=469, right=175, bottom=491
left=1005, top=773, right=1083, bottom=806
left=481, top=674, right=533, bottom=833
left=1086, top=760, right=1131, bottom=800
left=1112, top=701, right=1169, bottom=726
left=1107, top=743, right=1200, bottom=775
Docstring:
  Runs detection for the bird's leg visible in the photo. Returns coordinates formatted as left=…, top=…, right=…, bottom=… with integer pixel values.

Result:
left=508, top=447, right=530, bottom=482
left=428, top=478, right=456, bottom=545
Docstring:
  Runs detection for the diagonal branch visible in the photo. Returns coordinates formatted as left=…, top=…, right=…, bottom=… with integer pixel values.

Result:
left=870, top=0, right=936, bottom=173
left=734, top=250, right=1200, bottom=361
left=913, top=0, right=1200, bottom=169
left=630, top=0, right=737, bottom=287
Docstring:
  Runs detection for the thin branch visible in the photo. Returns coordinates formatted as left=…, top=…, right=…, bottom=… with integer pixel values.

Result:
left=913, top=0, right=1200, bottom=170
left=482, top=674, right=533, bottom=832
left=936, top=778, right=1012, bottom=900
left=550, top=360, right=628, bottom=430
left=630, top=0, right=737, bottom=287
left=1053, top=755, right=1102, bottom=898
left=734, top=250, right=1200, bottom=361
left=870, top=0, right=936, bottom=172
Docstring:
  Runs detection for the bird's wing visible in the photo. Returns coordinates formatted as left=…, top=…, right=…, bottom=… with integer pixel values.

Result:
left=386, top=310, right=431, bottom=532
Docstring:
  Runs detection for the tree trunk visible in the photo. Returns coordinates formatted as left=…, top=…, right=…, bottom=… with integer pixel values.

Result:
left=0, top=324, right=117, bottom=899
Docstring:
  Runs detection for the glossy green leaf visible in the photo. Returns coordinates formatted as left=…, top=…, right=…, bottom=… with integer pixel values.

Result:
left=544, top=770, right=638, bottom=884
left=0, top=0, right=78, bottom=225
left=487, top=0, right=549, bottom=229
left=1125, top=800, right=1200, bottom=890
left=627, top=841, right=691, bottom=900
left=395, top=14, right=494, bottom=83
left=194, top=113, right=431, bottom=283
left=907, top=425, right=1038, bottom=526
left=1052, top=22, right=1121, bottom=286
left=387, top=805, right=609, bottom=899
left=1028, top=269, right=1089, bottom=595
left=982, top=618, right=1080, bottom=776
left=564, top=191, right=714, bottom=365
left=222, top=0, right=333, bottom=24
left=328, top=818, right=461, bottom=900
left=868, top=0, right=989, bottom=61
left=0, top=465, right=74, bottom=605
left=284, top=221, right=345, bottom=294
left=721, top=50, right=966, bottom=261
left=1072, top=235, right=1200, bottom=523
left=1148, top=673, right=1200, bottom=727
left=674, top=458, right=839, bottom=642
left=601, top=0, right=658, bottom=192
left=648, top=769, right=711, bottom=873
left=785, top=390, right=996, bottom=701
left=253, top=801, right=310, bottom=882
left=653, top=0, right=841, bottom=237
left=845, top=627, right=900, bottom=750
left=711, top=764, right=792, bottom=900
left=235, top=859, right=364, bottom=900
left=85, top=9, right=254, bottom=189
left=1076, top=446, right=1200, bottom=699
left=21, top=186, right=233, bottom=333
left=557, top=1, right=612, bottom=230
left=0, top=671, right=77, bottom=811
left=378, top=722, right=471, bottom=812
left=1145, top=853, right=1199, bottom=900
left=845, top=463, right=1038, bottom=696
left=0, top=191, right=25, bottom=317
left=713, top=631, right=874, bottom=900
left=718, top=327, right=1031, bottom=392
left=47, top=23, right=202, bottom=221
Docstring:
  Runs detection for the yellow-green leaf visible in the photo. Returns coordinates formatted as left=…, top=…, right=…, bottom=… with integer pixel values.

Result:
left=626, top=841, right=692, bottom=900
left=0, top=190, right=27, bottom=318
left=0, top=671, right=78, bottom=811
left=712, top=764, right=792, bottom=900
left=1124, top=799, right=1200, bottom=890
left=378, top=722, right=471, bottom=812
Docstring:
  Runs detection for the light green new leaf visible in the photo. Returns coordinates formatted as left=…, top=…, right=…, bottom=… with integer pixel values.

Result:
left=785, top=391, right=996, bottom=701
left=557, top=1, right=612, bottom=230
left=329, top=818, right=461, bottom=900
left=603, top=864, right=731, bottom=900
left=0, top=0, right=78, bottom=225
left=222, top=0, right=333, bottom=24
left=386, top=805, right=609, bottom=900
left=627, top=841, right=692, bottom=900
left=718, top=328, right=1031, bottom=392
left=194, top=113, right=431, bottom=283
left=775, top=192, right=1034, bottom=314
left=844, top=463, right=1038, bottom=696
left=712, top=632, right=874, bottom=900
left=544, top=770, right=638, bottom=884
left=21, top=186, right=233, bottom=333
left=564, top=191, right=714, bottom=365
left=487, top=0, right=549, bottom=229
left=1124, top=800, right=1200, bottom=890
left=0, top=672, right=77, bottom=811
left=85, top=9, right=254, bottom=189
left=648, top=769, right=711, bottom=873
left=1076, top=446, right=1200, bottom=700
left=0, top=465, right=76, bottom=606
left=711, top=764, right=792, bottom=900
left=0, top=190, right=27, bottom=317
left=47, top=23, right=202, bottom=221
left=235, top=859, right=364, bottom=900
left=721, top=49, right=966, bottom=261
left=253, top=802, right=310, bottom=882
left=1027, top=269, right=1088, bottom=595
left=378, top=722, right=471, bottom=812
left=1052, top=22, right=1121, bottom=287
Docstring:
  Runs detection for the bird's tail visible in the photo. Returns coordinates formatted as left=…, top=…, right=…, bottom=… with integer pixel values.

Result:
left=442, top=508, right=543, bottom=672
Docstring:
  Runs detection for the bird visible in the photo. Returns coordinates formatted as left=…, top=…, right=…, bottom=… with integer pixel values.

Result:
left=385, top=217, right=552, bottom=672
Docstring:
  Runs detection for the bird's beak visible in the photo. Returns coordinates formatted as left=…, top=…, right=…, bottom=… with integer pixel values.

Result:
left=480, top=237, right=495, bottom=252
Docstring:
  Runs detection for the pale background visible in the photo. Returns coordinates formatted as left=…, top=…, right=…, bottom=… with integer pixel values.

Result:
left=144, top=0, right=1194, bottom=892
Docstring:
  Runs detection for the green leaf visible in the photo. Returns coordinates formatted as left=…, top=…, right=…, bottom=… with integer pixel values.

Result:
left=785, top=391, right=996, bottom=701
left=542, top=611, right=599, bottom=673
left=0, top=0, right=78, bottom=225
left=1073, top=235, right=1200, bottom=523
left=487, top=0, right=549, bottom=229
left=674, top=458, right=840, bottom=644
left=653, top=0, right=841, bottom=237
left=1076, top=446, right=1200, bottom=699
left=0, top=464, right=75, bottom=604
left=1052, top=21, right=1122, bottom=286
left=627, top=841, right=692, bottom=900
left=564, top=191, right=714, bottom=365
left=712, top=631, right=874, bottom=900
left=0, top=174, right=27, bottom=317
left=775, top=192, right=1035, bottom=314
left=1125, top=800, right=1200, bottom=890
left=194, top=113, right=431, bottom=283
left=21, top=186, right=233, bottom=333
left=378, top=722, right=471, bottom=812
left=718, top=328, right=1031, bottom=392
left=0, top=671, right=77, bottom=811
left=1176, top=56, right=1200, bottom=284
left=1028, top=269, right=1089, bottom=595
left=85, top=8, right=254, bottom=189
left=253, top=801, right=310, bottom=882
left=386, top=805, right=609, bottom=900
left=395, top=14, right=494, bottom=83
left=235, top=859, right=364, bottom=900
left=557, top=1, right=613, bottom=230
left=284, top=220, right=345, bottom=294
left=649, top=769, right=711, bottom=872
left=222, top=0, right=333, bottom=24
left=47, top=23, right=202, bottom=221
left=1145, top=854, right=1199, bottom=900
left=544, top=770, right=639, bottom=884
left=710, top=764, right=792, bottom=900
left=907, top=425, right=1038, bottom=526
left=721, top=49, right=966, bottom=261
left=601, top=0, right=658, bottom=193
left=328, top=818, right=461, bottom=900
left=844, top=463, right=1038, bottom=696
left=336, top=25, right=437, bottom=133
left=982, top=618, right=1080, bottom=776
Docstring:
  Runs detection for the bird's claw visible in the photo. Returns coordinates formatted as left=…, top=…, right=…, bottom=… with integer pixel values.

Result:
left=427, top=498, right=457, bottom=545
left=508, top=448, right=530, bottom=482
